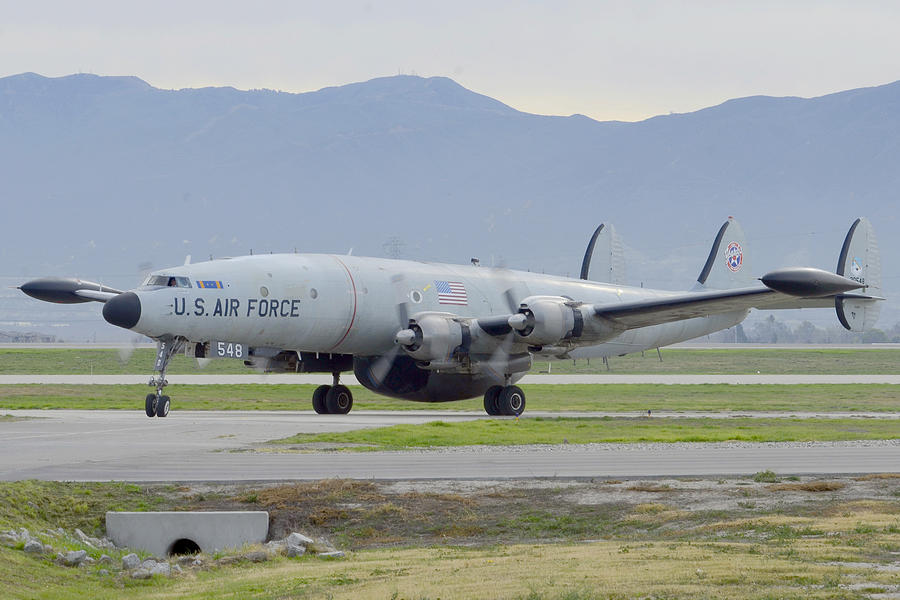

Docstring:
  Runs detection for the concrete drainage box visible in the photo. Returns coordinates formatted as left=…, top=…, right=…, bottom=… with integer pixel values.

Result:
left=106, top=511, right=269, bottom=557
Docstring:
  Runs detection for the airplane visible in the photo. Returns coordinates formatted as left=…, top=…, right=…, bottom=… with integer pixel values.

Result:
left=19, top=217, right=882, bottom=419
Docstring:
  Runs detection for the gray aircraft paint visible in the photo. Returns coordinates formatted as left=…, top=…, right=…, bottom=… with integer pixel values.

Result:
left=130, top=253, right=747, bottom=358
left=20, top=217, right=883, bottom=406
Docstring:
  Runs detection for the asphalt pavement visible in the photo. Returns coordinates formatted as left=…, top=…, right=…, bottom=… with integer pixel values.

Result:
left=1, top=410, right=896, bottom=481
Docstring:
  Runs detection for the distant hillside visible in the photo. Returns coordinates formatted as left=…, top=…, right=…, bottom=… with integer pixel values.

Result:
left=1, top=72, right=897, bottom=338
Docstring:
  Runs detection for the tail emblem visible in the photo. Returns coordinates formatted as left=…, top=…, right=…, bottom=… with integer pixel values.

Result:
left=725, top=242, right=743, bottom=272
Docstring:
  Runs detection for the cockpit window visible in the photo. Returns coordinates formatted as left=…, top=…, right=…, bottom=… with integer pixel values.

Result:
left=145, top=275, right=192, bottom=288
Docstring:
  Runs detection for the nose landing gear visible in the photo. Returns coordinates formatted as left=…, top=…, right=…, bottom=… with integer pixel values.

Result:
left=146, top=337, right=183, bottom=418
left=311, top=372, right=353, bottom=414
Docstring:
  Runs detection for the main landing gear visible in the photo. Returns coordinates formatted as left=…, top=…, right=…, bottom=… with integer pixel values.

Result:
left=312, top=372, right=353, bottom=414
left=145, top=337, right=183, bottom=418
left=483, top=384, right=526, bottom=416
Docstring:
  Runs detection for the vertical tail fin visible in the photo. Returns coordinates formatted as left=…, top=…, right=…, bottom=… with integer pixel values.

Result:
left=835, top=217, right=882, bottom=331
left=580, top=223, right=626, bottom=285
left=695, top=217, right=755, bottom=290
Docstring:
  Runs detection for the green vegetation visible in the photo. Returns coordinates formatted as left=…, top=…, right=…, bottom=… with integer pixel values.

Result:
left=1, top=478, right=899, bottom=599
left=1, top=382, right=899, bottom=412
left=271, top=416, right=900, bottom=449
left=2, top=347, right=900, bottom=375
left=753, top=469, right=779, bottom=483
left=532, top=347, right=900, bottom=374
left=0, top=481, right=183, bottom=535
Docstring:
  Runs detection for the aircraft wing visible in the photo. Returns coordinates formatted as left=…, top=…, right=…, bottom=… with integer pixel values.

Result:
left=590, top=267, right=865, bottom=330
left=592, top=287, right=774, bottom=329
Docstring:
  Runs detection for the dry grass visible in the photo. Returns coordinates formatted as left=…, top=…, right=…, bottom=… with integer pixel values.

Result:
left=768, top=481, right=846, bottom=492
left=627, top=483, right=675, bottom=493
left=854, top=473, right=900, bottom=481
left=252, top=480, right=382, bottom=508
left=633, top=503, right=669, bottom=514
left=67, top=537, right=900, bottom=600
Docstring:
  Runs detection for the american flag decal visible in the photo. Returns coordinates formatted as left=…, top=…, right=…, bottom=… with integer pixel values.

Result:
left=435, top=280, right=468, bottom=305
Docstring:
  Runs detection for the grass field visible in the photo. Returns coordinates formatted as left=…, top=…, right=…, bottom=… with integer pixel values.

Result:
left=1, top=347, right=899, bottom=375
left=0, top=383, right=898, bottom=413
left=271, top=416, right=900, bottom=448
left=2, top=478, right=899, bottom=599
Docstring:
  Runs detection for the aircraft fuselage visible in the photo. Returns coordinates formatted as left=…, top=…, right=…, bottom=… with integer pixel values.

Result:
left=121, top=253, right=745, bottom=358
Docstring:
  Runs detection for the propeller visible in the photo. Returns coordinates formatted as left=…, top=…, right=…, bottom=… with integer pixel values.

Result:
left=367, top=274, right=415, bottom=386
left=116, top=335, right=143, bottom=365
left=474, top=267, right=533, bottom=380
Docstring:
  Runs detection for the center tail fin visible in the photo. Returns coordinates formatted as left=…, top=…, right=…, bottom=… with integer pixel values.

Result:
left=694, top=217, right=755, bottom=291
left=580, top=223, right=625, bottom=284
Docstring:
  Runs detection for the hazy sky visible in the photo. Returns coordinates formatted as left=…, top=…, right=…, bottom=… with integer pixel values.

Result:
left=3, top=1, right=900, bottom=121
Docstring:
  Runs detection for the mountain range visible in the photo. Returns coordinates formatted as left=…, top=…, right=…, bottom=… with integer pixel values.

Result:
left=1, top=72, right=897, bottom=339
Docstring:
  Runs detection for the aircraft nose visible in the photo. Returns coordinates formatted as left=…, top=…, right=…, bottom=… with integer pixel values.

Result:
left=102, top=292, right=142, bottom=329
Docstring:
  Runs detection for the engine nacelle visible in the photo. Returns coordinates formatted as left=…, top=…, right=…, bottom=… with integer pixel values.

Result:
left=512, top=296, right=582, bottom=346
left=395, top=312, right=464, bottom=364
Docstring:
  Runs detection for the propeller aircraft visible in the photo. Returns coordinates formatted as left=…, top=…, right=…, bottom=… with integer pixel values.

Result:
left=20, top=217, right=883, bottom=418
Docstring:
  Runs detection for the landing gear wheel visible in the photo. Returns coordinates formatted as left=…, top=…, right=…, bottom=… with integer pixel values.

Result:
left=498, top=385, right=526, bottom=416
left=483, top=385, right=502, bottom=416
left=325, top=384, right=353, bottom=414
left=312, top=385, right=330, bottom=414
left=145, top=393, right=158, bottom=418
left=156, top=395, right=170, bottom=418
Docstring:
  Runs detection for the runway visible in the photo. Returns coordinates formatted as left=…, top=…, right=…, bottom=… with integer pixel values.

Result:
left=4, top=374, right=900, bottom=384
left=1, top=410, right=897, bottom=481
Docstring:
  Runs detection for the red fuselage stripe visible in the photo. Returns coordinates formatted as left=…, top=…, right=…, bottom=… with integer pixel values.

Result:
left=330, top=257, right=357, bottom=351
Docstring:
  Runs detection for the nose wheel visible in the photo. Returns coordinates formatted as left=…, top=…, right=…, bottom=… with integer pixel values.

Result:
left=311, top=373, right=353, bottom=414
left=145, top=393, right=170, bottom=418
left=145, top=337, right=183, bottom=418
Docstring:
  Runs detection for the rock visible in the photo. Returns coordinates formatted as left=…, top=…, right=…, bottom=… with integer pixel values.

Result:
left=55, top=552, right=65, bottom=562
left=74, top=529, right=94, bottom=547
left=63, top=550, right=87, bottom=566
left=82, top=556, right=96, bottom=566
left=97, top=569, right=109, bottom=577
left=176, top=555, right=197, bottom=567
left=140, top=559, right=158, bottom=571
left=265, top=540, right=285, bottom=553
left=43, top=544, right=53, bottom=554
left=130, top=568, right=151, bottom=580
left=149, top=562, right=170, bottom=576
left=172, top=564, right=183, bottom=575
left=285, top=532, right=314, bottom=547
left=23, top=539, right=44, bottom=554
left=0, top=534, right=18, bottom=546
left=121, top=553, right=141, bottom=570
left=243, top=551, right=268, bottom=563
left=317, top=551, right=345, bottom=559
left=99, top=554, right=112, bottom=564
left=285, top=544, right=306, bottom=558
left=18, top=528, right=30, bottom=540
left=306, top=541, right=337, bottom=554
